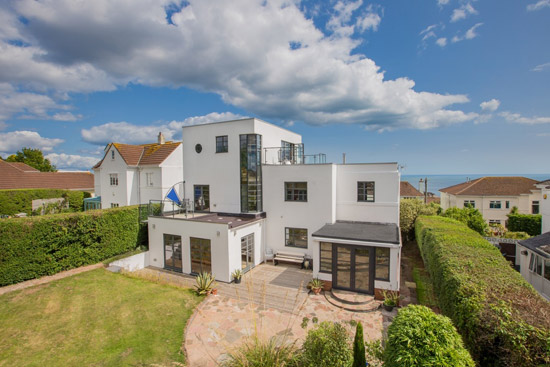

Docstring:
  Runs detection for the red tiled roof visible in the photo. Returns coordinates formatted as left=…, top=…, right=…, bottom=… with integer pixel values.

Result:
left=94, top=141, right=181, bottom=169
left=439, top=177, right=538, bottom=196
left=5, top=162, right=40, bottom=172
left=0, top=160, right=94, bottom=190
left=400, top=181, right=423, bottom=197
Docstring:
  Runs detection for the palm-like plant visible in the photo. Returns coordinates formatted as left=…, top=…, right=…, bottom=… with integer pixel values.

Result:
left=194, top=272, right=215, bottom=295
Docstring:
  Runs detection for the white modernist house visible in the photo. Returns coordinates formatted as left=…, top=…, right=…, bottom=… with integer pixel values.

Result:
left=537, top=179, right=550, bottom=233
left=148, top=118, right=401, bottom=297
left=439, top=177, right=542, bottom=227
left=93, top=133, right=183, bottom=209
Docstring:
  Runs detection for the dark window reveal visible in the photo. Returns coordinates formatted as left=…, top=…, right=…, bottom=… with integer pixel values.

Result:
left=216, top=136, right=228, bottom=153
left=285, top=227, right=307, bottom=249
left=358, top=181, right=375, bottom=202
left=285, top=182, right=307, bottom=202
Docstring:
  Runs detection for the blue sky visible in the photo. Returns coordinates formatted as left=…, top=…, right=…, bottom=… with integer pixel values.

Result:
left=0, top=0, right=549, bottom=174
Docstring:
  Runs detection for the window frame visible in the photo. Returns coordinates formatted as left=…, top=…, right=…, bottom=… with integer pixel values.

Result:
left=111, top=150, right=115, bottom=160
left=145, top=172, right=154, bottom=187
left=285, top=227, right=308, bottom=249
left=319, top=242, right=332, bottom=274
left=110, top=203, right=119, bottom=208
left=464, top=200, right=476, bottom=208
left=374, top=247, right=390, bottom=281
left=285, top=182, right=308, bottom=202
left=216, top=135, right=229, bottom=153
left=532, top=201, right=540, bottom=214
left=505, top=201, right=510, bottom=209
left=357, top=181, right=375, bottom=202
left=109, top=173, right=119, bottom=186
left=544, top=260, right=550, bottom=281
left=489, top=200, right=502, bottom=209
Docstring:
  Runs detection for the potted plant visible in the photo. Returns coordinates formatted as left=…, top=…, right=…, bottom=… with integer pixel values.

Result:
left=308, top=278, right=324, bottom=295
left=382, top=290, right=399, bottom=311
left=231, top=269, right=242, bottom=284
left=194, top=272, right=215, bottom=296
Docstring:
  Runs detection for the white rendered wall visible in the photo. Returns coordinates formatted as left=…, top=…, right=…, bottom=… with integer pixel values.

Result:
left=127, top=168, right=138, bottom=205
left=541, top=187, right=550, bottom=233
left=263, top=164, right=336, bottom=258
left=97, top=145, right=129, bottom=208
left=227, top=221, right=265, bottom=281
left=254, top=119, right=302, bottom=165
left=159, top=144, right=184, bottom=200
left=517, top=245, right=550, bottom=300
left=109, top=251, right=150, bottom=272
left=138, top=166, right=163, bottom=205
left=335, top=163, right=400, bottom=224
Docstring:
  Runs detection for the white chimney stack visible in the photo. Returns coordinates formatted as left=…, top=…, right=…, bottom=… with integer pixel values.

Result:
left=158, top=132, right=165, bottom=145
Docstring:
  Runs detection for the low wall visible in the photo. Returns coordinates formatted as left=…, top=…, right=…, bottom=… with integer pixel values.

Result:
left=110, top=251, right=150, bottom=272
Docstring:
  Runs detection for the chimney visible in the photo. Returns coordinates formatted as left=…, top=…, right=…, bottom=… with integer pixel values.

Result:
left=342, top=153, right=346, bottom=164
left=158, top=132, right=165, bottom=145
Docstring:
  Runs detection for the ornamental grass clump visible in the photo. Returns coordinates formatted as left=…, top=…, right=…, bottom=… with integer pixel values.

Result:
left=221, top=336, right=299, bottom=367
left=383, top=305, right=474, bottom=367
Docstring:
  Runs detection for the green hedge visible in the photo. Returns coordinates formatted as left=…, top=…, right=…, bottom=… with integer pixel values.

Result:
left=384, top=305, right=474, bottom=367
left=0, top=189, right=92, bottom=215
left=415, top=216, right=550, bottom=367
left=507, top=214, right=542, bottom=236
left=0, top=206, right=147, bottom=286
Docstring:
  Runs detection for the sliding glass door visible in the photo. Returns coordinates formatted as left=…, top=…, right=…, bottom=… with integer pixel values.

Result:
left=164, top=234, right=182, bottom=272
left=190, top=237, right=212, bottom=274
left=241, top=233, right=254, bottom=273
left=333, top=245, right=375, bottom=294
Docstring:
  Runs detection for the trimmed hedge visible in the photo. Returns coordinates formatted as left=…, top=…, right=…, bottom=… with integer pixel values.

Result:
left=415, top=216, right=550, bottom=367
left=507, top=214, right=542, bottom=236
left=0, top=189, right=91, bottom=215
left=0, top=206, right=147, bottom=286
left=384, top=305, right=474, bottom=367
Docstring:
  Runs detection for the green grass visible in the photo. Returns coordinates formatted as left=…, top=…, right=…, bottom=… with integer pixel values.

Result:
left=0, top=269, right=201, bottom=367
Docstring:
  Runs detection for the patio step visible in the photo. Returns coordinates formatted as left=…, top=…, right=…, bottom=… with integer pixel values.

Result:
left=324, top=290, right=381, bottom=312
left=330, top=289, right=375, bottom=305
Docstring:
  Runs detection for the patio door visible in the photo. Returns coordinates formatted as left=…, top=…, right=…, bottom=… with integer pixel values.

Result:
left=164, top=234, right=182, bottom=272
left=333, top=245, right=375, bottom=294
left=190, top=237, right=212, bottom=274
left=241, top=233, right=254, bottom=273
left=194, top=185, right=210, bottom=212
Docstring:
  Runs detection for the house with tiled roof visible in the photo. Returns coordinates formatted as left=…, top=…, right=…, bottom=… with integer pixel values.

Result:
left=93, top=132, right=183, bottom=208
left=439, top=176, right=542, bottom=227
left=400, top=181, right=423, bottom=199
left=0, top=160, right=94, bottom=191
left=517, top=232, right=550, bottom=301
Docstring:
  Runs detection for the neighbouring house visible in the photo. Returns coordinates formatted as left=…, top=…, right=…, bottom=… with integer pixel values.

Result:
left=93, top=133, right=183, bottom=209
left=0, top=160, right=94, bottom=191
left=517, top=232, right=550, bottom=301
left=400, top=181, right=423, bottom=199
left=147, top=118, right=401, bottom=298
left=439, top=176, right=541, bottom=227
left=536, top=179, right=550, bottom=233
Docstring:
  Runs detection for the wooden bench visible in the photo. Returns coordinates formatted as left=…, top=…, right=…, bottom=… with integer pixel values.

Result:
left=273, top=251, right=305, bottom=267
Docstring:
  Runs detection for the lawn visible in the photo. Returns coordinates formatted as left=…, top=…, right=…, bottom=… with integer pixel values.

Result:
left=0, top=269, right=201, bottom=367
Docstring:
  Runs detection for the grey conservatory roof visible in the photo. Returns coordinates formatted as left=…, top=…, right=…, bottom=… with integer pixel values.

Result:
left=312, top=221, right=400, bottom=245
left=519, top=232, right=550, bottom=259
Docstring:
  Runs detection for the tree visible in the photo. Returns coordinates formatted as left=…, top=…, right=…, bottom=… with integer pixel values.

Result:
left=352, top=322, right=366, bottom=367
left=441, top=206, right=487, bottom=235
left=6, top=148, right=57, bottom=172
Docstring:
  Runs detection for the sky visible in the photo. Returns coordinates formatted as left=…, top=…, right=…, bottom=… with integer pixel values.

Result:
left=0, top=0, right=549, bottom=174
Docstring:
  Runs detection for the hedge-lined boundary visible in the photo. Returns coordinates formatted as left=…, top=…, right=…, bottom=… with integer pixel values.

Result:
left=507, top=214, right=542, bottom=236
left=0, top=189, right=91, bottom=215
left=383, top=305, right=474, bottom=367
left=0, top=206, right=147, bottom=286
left=415, top=216, right=550, bottom=367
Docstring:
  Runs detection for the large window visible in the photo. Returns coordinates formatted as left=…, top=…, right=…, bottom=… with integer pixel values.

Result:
left=489, top=201, right=501, bottom=209
left=529, top=253, right=543, bottom=276
left=285, top=227, right=307, bottom=249
left=164, top=234, right=182, bottom=272
left=240, top=134, right=262, bottom=212
left=194, top=185, right=210, bottom=212
left=545, top=260, right=550, bottom=281
left=216, top=135, right=228, bottom=153
left=375, top=247, right=390, bottom=281
left=464, top=200, right=475, bottom=208
left=357, top=182, right=375, bottom=202
left=532, top=201, right=540, bottom=214
left=285, top=182, right=307, bottom=202
left=320, top=242, right=332, bottom=273
left=190, top=237, right=212, bottom=274
left=109, top=173, right=118, bottom=186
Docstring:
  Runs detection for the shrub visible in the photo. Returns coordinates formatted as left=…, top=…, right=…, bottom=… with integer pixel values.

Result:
left=352, top=322, right=366, bottom=367
left=0, top=189, right=91, bottom=215
left=415, top=216, right=550, bottom=366
left=441, top=206, right=487, bottom=235
left=383, top=305, right=474, bottom=367
left=507, top=214, right=542, bottom=236
left=0, top=206, right=147, bottom=286
left=503, top=231, right=530, bottom=239
left=222, top=336, right=299, bottom=367
left=399, top=199, right=440, bottom=241
left=300, top=321, right=352, bottom=367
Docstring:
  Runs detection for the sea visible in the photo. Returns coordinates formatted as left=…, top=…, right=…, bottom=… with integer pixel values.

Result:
left=401, top=174, right=550, bottom=197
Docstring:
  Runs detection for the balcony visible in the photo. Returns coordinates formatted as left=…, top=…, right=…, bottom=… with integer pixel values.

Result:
left=146, top=199, right=196, bottom=219
left=263, top=146, right=326, bottom=165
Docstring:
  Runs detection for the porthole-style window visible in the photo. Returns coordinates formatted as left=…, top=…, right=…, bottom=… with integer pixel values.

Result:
left=195, top=144, right=202, bottom=153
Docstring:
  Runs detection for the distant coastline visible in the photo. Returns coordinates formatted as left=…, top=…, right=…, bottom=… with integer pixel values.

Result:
left=401, top=174, right=550, bottom=197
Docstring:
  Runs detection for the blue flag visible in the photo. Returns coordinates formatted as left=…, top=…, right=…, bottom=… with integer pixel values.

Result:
left=166, top=187, right=181, bottom=206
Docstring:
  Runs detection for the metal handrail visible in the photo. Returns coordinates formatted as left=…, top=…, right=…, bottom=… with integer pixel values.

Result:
left=148, top=199, right=194, bottom=218
left=263, top=147, right=326, bottom=165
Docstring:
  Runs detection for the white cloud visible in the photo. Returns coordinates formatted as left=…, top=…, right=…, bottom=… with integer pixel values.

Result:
left=81, top=112, right=245, bottom=145
left=0, top=0, right=478, bottom=131
left=452, top=23, right=483, bottom=43
left=356, top=5, right=383, bottom=32
left=450, top=3, right=477, bottom=22
left=480, top=99, right=500, bottom=112
left=527, top=0, right=550, bottom=11
left=436, top=37, right=447, bottom=47
left=500, top=111, right=550, bottom=124
left=0, top=130, right=63, bottom=154
left=531, top=62, right=550, bottom=72
left=51, top=112, right=83, bottom=121
left=45, top=153, right=99, bottom=169
left=437, top=0, right=450, bottom=5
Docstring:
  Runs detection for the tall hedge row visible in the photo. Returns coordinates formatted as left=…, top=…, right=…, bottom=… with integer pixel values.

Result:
left=0, top=206, right=147, bottom=286
left=507, top=214, right=542, bottom=236
left=0, top=189, right=92, bottom=215
left=415, top=216, right=550, bottom=367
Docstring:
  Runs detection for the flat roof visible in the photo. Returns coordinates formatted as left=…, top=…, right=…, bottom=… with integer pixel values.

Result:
left=184, top=212, right=265, bottom=229
left=519, top=232, right=550, bottom=259
left=312, top=221, right=400, bottom=244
